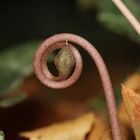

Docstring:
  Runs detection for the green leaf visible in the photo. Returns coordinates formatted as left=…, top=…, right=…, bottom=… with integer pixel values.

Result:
left=87, top=96, right=107, bottom=112
left=0, top=41, right=40, bottom=94
left=0, top=131, right=4, bottom=140
left=0, top=40, right=55, bottom=107
left=97, top=0, right=140, bottom=42
left=76, top=0, right=97, bottom=11
left=0, top=93, right=27, bottom=108
left=0, top=41, right=54, bottom=95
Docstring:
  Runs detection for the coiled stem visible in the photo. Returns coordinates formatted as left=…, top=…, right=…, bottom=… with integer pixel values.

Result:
left=34, top=33, right=121, bottom=140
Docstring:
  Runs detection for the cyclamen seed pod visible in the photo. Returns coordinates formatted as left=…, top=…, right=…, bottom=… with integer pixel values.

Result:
left=55, top=43, right=76, bottom=80
left=34, top=33, right=121, bottom=140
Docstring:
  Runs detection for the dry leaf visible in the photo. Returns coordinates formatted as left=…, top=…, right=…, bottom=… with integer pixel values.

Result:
left=20, top=112, right=95, bottom=140
left=87, top=116, right=106, bottom=140
left=124, top=73, right=140, bottom=93
left=98, top=100, right=133, bottom=140
left=118, top=103, right=131, bottom=128
left=99, top=128, right=112, bottom=140
left=99, top=125, right=131, bottom=140
left=122, top=85, right=140, bottom=140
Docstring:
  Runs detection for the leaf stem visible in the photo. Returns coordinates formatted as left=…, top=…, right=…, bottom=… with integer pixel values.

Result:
left=34, top=33, right=121, bottom=140
left=112, top=0, right=140, bottom=35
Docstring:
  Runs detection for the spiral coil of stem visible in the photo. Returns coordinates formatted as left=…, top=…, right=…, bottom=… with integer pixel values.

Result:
left=34, top=33, right=121, bottom=140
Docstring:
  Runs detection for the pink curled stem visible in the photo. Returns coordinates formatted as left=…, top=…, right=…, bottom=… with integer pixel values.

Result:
left=34, top=33, right=121, bottom=140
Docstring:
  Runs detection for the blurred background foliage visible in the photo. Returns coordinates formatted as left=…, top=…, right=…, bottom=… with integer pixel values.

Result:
left=0, top=131, right=4, bottom=140
left=77, top=0, right=140, bottom=42
left=97, top=0, right=140, bottom=42
left=0, top=1, right=140, bottom=139
left=0, top=42, right=39, bottom=94
left=0, top=0, right=139, bottom=107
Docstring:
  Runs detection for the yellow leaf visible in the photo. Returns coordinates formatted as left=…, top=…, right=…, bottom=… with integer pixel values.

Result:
left=19, top=112, right=95, bottom=140
left=87, top=116, right=106, bottom=140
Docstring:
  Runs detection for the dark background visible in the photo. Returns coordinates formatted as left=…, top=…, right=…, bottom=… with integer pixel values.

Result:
left=0, top=0, right=140, bottom=68
left=0, top=0, right=139, bottom=48
left=0, top=0, right=98, bottom=48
